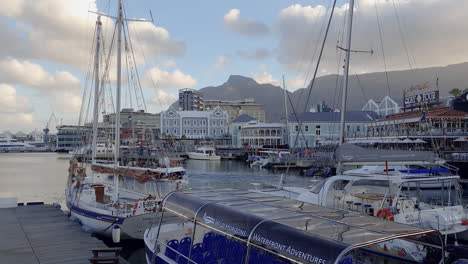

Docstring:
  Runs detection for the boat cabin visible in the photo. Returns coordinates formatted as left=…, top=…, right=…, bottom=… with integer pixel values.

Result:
left=144, top=189, right=444, bottom=264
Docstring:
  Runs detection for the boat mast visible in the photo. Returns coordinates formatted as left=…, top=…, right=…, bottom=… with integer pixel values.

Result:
left=282, top=75, right=289, bottom=131
left=113, top=0, right=123, bottom=201
left=91, top=16, right=102, bottom=179
left=337, top=0, right=354, bottom=174
left=338, top=0, right=355, bottom=146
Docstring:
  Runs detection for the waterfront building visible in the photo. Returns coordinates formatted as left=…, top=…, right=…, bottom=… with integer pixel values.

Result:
left=288, top=111, right=378, bottom=148
left=227, top=114, right=256, bottom=147
left=239, top=121, right=286, bottom=148
left=56, top=125, right=90, bottom=152
left=103, top=108, right=160, bottom=141
left=179, top=88, right=204, bottom=111
left=204, top=98, right=266, bottom=122
left=160, top=106, right=228, bottom=139
left=362, top=96, right=400, bottom=117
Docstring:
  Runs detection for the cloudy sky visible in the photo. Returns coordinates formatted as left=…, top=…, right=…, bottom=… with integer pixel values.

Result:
left=0, top=0, right=467, bottom=132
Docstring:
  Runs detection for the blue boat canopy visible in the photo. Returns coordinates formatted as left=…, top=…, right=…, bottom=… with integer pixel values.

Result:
left=161, top=189, right=444, bottom=264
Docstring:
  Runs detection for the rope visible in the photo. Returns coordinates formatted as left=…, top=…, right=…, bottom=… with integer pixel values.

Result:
left=373, top=1, right=391, bottom=97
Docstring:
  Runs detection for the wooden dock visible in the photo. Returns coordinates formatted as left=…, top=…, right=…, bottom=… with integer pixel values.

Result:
left=0, top=203, right=127, bottom=264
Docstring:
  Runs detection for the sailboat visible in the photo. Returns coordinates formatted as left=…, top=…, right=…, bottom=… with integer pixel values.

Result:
left=66, top=1, right=185, bottom=240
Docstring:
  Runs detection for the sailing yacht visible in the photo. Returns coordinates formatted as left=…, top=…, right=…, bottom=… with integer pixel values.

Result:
left=66, top=1, right=185, bottom=240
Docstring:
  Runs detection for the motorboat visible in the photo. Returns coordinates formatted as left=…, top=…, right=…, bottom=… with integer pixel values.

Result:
left=144, top=189, right=446, bottom=264
left=187, top=146, right=220, bottom=160
left=0, top=138, right=35, bottom=152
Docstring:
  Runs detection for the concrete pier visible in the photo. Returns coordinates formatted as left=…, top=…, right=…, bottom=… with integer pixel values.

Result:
left=0, top=203, right=126, bottom=264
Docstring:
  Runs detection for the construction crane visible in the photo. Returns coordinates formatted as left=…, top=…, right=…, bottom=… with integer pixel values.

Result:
left=43, top=113, right=58, bottom=145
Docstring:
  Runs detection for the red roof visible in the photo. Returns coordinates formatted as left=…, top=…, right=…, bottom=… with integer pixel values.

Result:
left=380, top=106, right=468, bottom=122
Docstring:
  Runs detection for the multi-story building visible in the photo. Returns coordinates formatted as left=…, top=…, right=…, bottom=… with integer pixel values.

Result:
left=288, top=111, right=378, bottom=148
left=56, top=125, right=90, bottom=152
left=238, top=121, right=286, bottom=148
left=227, top=114, right=257, bottom=147
left=179, top=88, right=204, bottom=111
left=160, top=106, right=228, bottom=139
left=103, top=108, right=160, bottom=141
left=204, top=98, right=266, bottom=122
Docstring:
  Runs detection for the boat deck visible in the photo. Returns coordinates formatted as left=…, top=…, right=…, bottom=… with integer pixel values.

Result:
left=0, top=203, right=128, bottom=264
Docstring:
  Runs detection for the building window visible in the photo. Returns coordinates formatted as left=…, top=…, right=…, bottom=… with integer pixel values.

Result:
left=166, top=129, right=169, bottom=134
left=220, top=120, right=224, bottom=125
left=173, top=129, right=177, bottom=134
left=213, top=120, right=216, bottom=126
left=173, top=120, right=177, bottom=126
left=213, top=129, right=216, bottom=134
left=166, top=120, right=169, bottom=126
left=315, top=125, right=321, bottom=136
left=305, top=125, right=309, bottom=132
left=295, top=125, right=299, bottom=132
left=193, top=129, right=197, bottom=134
left=221, top=129, right=224, bottom=134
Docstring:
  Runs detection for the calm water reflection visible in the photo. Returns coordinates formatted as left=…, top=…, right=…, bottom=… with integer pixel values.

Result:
left=0, top=153, right=309, bottom=204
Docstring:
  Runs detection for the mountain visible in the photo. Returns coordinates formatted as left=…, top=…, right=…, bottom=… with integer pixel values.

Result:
left=175, top=62, right=468, bottom=122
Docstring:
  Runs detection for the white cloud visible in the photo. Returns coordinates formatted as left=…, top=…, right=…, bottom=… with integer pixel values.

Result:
left=144, top=67, right=197, bottom=89
left=215, top=55, right=229, bottom=69
left=251, top=65, right=279, bottom=86
left=0, top=58, right=81, bottom=113
left=223, top=9, right=269, bottom=37
left=275, top=0, right=468, bottom=73
left=149, top=90, right=178, bottom=112
left=163, top=60, right=177, bottom=68
left=0, top=84, right=37, bottom=131
left=0, top=0, right=186, bottom=70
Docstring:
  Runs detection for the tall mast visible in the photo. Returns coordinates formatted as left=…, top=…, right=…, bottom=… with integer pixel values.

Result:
left=282, top=75, right=289, bottom=127
left=91, top=16, right=102, bottom=178
left=338, top=0, right=355, bottom=145
left=113, top=0, right=123, bottom=201
left=282, top=75, right=289, bottom=145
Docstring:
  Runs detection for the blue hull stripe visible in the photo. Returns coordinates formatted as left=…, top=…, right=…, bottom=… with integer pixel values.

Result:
left=68, top=202, right=125, bottom=224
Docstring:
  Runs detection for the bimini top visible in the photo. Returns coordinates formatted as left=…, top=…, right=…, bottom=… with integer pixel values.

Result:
left=162, top=188, right=443, bottom=264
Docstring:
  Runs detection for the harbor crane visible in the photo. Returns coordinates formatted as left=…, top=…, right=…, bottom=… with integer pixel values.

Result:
left=43, top=113, right=58, bottom=145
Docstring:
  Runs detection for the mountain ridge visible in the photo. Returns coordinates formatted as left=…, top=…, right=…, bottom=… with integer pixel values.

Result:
left=175, top=62, right=468, bottom=122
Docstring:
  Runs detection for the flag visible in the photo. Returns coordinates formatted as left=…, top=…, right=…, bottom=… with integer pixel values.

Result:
left=420, top=111, right=426, bottom=123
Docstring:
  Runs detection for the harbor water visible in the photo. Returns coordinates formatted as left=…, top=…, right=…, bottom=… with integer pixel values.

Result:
left=0, top=152, right=310, bottom=205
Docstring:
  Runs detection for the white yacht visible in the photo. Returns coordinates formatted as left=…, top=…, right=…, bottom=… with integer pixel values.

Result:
left=0, top=138, right=35, bottom=152
left=187, top=146, right=220, bottom=160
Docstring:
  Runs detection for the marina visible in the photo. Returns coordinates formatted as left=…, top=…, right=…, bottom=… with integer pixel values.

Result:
left=1, top=0, right=468, bottom=263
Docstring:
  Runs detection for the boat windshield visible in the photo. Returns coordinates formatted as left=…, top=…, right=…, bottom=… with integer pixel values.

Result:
left=398, top=179, right=461, bottom=206
left=310, top=180, right=325, bottom=194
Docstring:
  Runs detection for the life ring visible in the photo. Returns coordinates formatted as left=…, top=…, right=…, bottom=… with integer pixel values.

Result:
left=376, top=208, right=394, bottom=221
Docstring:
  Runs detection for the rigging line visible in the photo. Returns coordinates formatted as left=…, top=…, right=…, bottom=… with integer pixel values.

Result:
left=395, top=0, right=417, bottom=68
left=391, top=0, right=413, bottom=71
left=294, top=0, right=338, bottom=149
left=122, top=26, right=133, bottom=109
left=131, top=18, right=165, bottom=114
left=294, top=0, right=333, bottom=110
left=78, top=24, right=98, bottom=126
left=374, top=0, right=391, bottom=97
left=301, top=0, right=333, bottom=88
left=125, top=23, right=147, bottom=112
left=355, top=73, right=369, bottom=105
left=330, top=8, right=348, bottom=140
